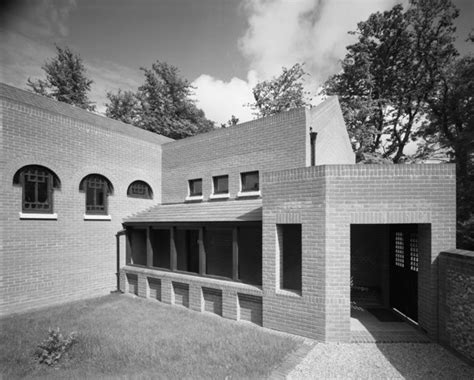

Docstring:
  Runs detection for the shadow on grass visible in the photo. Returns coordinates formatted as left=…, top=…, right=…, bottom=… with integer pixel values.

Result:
left=0, top=294, right=300, bottom=379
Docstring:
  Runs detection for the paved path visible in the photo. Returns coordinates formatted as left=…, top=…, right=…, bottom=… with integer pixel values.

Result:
left=281, top=342, right=473, bottom=379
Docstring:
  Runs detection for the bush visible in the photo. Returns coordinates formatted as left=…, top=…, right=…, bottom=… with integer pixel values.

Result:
left=35, top=328, right=77, bottom=366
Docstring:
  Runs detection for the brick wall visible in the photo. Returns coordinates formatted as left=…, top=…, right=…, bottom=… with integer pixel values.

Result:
left=161, top=108, right=308, bottom=204
left=161, top=97, right=354, bottom=204
left=438, top=249, right=474, bottom=362
left=1, top=86, right=169, bottom=315
left=262, top=164, right=456, bottom=341
left=120, top=266, right=263, bottom=324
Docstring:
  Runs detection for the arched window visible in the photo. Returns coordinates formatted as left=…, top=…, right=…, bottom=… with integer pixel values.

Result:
left=13, top=165, right=60, bottom=213
left=127, top=180, right=153, bottom=199
left=79, top=174, right=113, bottom=215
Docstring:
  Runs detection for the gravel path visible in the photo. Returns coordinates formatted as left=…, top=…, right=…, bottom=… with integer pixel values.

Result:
left=286, top=343, right=474, bottom=379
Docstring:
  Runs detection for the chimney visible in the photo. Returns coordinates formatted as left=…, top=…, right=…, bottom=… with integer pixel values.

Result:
left=310, top=127, right=318, bottom=166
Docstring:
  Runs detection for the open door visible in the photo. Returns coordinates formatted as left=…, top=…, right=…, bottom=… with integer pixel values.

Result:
left=390, top=225, right=419, bottom=321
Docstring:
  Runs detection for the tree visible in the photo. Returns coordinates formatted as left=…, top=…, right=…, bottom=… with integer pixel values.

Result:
left=106, top=61, right=214, bottom=139
left=249, top=63, right=310, bottom=118
left=105, top=90, right=140, bottom=126
left=27, top=46, right=95, bottom=111
left=322, top=0, right=459, bottom=163
left=221, top=115, right=239, bottom=128
left=416, top=56, right=474, bottom=249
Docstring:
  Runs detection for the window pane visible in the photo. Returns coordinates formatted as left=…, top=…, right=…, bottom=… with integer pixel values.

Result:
left=241, top=171, right=259, bottom=192
left=189, top=179, right=202, bottom=196
left=206, top=228, right=232, bottom=278
left=22, top=167, right=52, bottom=212
left=128, top=181, right=152, bottom=199
left=86, top=187, right=95, bottom=207
left=279, top=224, right=302, bottom=291
left=25, top=181, right=36, bottom=203
left=37, top=181, right=48, bottom=203
left=213, top=176, right=228, bottom=194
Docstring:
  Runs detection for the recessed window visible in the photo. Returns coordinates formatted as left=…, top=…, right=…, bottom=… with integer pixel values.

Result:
left=188, top=179, right=202, bottom=197
left=13, top=165, right=60, bottom=214
left=213, top=175, right=229, bottom=194
left=278, top=224, right=302, bottom=292
left=80, top=174, right=113, bottom=215
left=241, top=171, right=259, bottom=192
left=127, top=180, right=153, bottom=199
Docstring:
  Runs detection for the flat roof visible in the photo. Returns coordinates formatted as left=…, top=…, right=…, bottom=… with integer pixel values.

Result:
left=123, top=199, right=262, bottom=224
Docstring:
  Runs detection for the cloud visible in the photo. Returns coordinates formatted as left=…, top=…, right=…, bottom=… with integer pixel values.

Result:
left=238, top=0, right=401, bottom=86
left=192, top=0, right=401, bottom=123
left=192, top=71, right=258, bottom=125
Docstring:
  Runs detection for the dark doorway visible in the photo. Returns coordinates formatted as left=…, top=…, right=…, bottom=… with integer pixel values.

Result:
left=390, top=225, right=419, bottom=322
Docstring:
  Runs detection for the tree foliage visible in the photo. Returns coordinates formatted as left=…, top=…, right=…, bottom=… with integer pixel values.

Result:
left=417, top=56, right=474, bottom=249
left=322, top=0, right=459, bottom=163
left=27, top=46, right=95, bottom=111
left=249, top=63, right=310, bottom=118
left=106, top=61, right=214, bottom=139
left=105, top=90, right=140, bottom=126
left=221, top=115, right=239, bottom=128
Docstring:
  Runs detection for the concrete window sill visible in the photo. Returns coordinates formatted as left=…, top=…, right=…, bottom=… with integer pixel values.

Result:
left=276, top=289, right=302, bottom=298
left=19, top=212, right=58, bottom=220
left=84, top=214, right=111, bottom=221
left=237, top=190, right=261, bottom=198
left=185, top=195, right=204, bottom=202
left=209, top=193, right=230, bottom=200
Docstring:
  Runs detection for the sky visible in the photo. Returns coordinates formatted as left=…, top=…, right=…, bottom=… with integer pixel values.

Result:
left=1, top=0, right=473, bottom=125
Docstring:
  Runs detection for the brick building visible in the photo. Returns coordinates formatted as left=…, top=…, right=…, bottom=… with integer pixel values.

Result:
left=1, top=83, right=457, bottom=342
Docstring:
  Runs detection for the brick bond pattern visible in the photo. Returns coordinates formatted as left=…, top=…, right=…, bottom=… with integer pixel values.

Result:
left=1, top=91, right=167, bottom=315
left=438, top=249, right=474, bottom=362
left=262, top=165, right=456, bottom=341
left=2, top=84, right=464, bottom=350
left=161, top=97, right=354, bottom=204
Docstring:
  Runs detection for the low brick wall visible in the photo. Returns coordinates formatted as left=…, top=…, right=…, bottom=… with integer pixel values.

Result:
left=121, top=266, right=263, bottom=325
left=438, top=249, right=474, bottom=362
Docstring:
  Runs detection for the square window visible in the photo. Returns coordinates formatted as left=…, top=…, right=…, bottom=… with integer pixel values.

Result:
left=213, top=175, right=229, bottom=194
left=241, top=171, right=259, bottom=192
left=188, top=179, right=202, bottom=196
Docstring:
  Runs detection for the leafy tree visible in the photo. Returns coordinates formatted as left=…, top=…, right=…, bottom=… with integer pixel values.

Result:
left=106, top=61, right=214, bottom=139
left=137, top=61, right=214, bottom=139
left=322, top=0, right=459, bottom=163
left=221, top=115, right=239, bottom=128
left=27, top=46, right=95, bottom=111
left=416, top=56, right=474, bottom=249
left=105, top=90, right=140, bottom=125
left=249, top=63, right=310, bottom=118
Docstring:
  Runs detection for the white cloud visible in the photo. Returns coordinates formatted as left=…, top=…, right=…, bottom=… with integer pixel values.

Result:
left=239, top=0, right=402, bottom=86
left=193, top=0, right=401, bottom=122
left=192, top=71, right=259, bottom=125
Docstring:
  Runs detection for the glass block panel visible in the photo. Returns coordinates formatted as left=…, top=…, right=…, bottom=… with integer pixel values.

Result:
left=410, top=233, right=419, bottom=272
left=395, top=231, right=404, bottom=268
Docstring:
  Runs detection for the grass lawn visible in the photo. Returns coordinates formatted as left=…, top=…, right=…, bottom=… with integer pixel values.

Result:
left=0, top=293, right=300, bottom=379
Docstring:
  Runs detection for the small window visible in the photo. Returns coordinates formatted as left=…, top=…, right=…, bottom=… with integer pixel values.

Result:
left=13, top=165, right=60, bottom=213
left=79, top=174, right=113, bottom=215
left=241, top=171, right=259, bottom=192
left=278, top=224, right=302, bottom=292
left=213, top=175, right=229, bottom=194
left=188, top=179, right=202, bottom=197
left=127, top=180, right=153, bottom=199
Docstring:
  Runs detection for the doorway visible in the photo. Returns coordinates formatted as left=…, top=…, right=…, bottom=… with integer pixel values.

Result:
left=390, top=225, right=419, bottom=322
